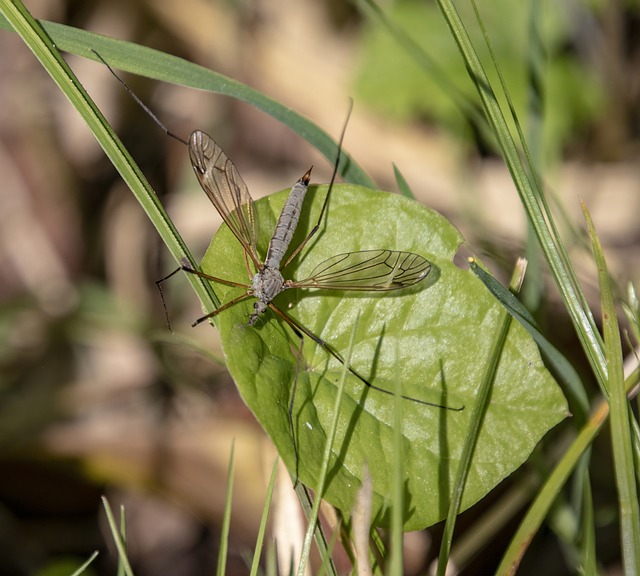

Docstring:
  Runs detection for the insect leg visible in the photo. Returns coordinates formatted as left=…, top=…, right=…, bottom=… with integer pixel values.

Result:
left=92, top=49, right=189, bottom=146
left=190, top=291, right=253, bottom=327
left=267, top=303, right=463, bottom=411
left=156, top=262, right=252, bottom=329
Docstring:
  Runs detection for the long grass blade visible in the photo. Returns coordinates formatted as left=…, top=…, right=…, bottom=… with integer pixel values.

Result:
left=249, top=457, right=280, bottom=576
left=433, top=0, right=607, bottom=389
left=100, top=497, right=134, bottom=576
left=436, top=261, right=519, bottom=575
left=296, top=316, right=359, bottom=576
left=217, top=442, right=236, bottom=576
left=582, top=202, right=640, bottom=572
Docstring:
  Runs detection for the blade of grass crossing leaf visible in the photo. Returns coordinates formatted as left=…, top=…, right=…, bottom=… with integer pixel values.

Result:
left=69, top=551, right=100, bottom=576
left=434, top=0, right=607, bottom=389
left=100, top=497, right=134, bottom=576
left=0, top=0, right=219, bottom=316
left=436, top=262, right=518, bottom=576
left=297, top=316, right=359, bottom=576
left=392, top=163, right=415, bottom=199
left=293, top=482, right=337, bottom=576
left=217, top=442, right=236, bottom=576
left=582, top=202, right=640, bottom=572
left=249, top=458, right=280, bottom=576
left=388, top=355, right=404, bottom=576
left=469, top=260, right=589, bottom=422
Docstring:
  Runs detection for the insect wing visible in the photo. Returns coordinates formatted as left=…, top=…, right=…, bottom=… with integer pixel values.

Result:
left=189, top=130, right=261, bottom=267
left=292, top=249, right=431, bottom=290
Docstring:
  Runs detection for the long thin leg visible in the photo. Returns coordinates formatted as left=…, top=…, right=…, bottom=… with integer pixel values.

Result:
left=282, top=99, right=353, bottom=270
left=156, top=264, right=252, bottom=329
left=157, top=263, right=250, bottom=292
left=92, top=49, right=189, bottom=146
left=191, top=291, right=253, bottom=327
left=156, top=266, right=187, bottom=330
left=267, top=303, right=463, bottom=411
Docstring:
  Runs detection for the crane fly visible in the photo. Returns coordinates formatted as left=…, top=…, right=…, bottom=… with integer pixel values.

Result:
left=157, top=127, right=463, bottom=472
left=92, top=50, right=462, bottom=472
left=159, top=123, right=462, bottom=394
left=158, top=125, right=462, bottom=448
left=183, top=130, right=435, bottom=330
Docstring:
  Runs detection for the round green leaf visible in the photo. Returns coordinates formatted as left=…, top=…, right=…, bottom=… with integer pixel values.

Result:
left=201, top=184, right=567, bottom=530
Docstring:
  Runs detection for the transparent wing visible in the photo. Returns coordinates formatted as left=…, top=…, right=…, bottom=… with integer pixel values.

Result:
left=291, top=249, right=431, bottom=290
left=189, top=130, right=261, bottom=267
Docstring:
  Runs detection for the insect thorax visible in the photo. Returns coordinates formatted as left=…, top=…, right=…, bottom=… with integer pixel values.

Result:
left=250, top=267, right=286, bottom=324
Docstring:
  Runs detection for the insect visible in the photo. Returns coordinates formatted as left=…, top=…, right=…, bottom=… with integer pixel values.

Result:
left=166, top=127, right=464, bottom=469
left=94, top=50, right=462, bottom=473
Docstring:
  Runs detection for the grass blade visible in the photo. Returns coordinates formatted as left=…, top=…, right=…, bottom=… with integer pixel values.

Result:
left=100, top=497, right=134, bottom=576
left=392, top=163, right=415, bottom=199
left=581, top=202, right=640, bottom=572
left=217, top=442, right=236, bottom=576
left=434, top=0, right=607, bottom=389
left=436, top=260, right=520, bottom=575
left=69, top=551, right=100, bottom=576
left=297, top=315, right=359, bottom=576
left=249, top=457, right=280, bottom=576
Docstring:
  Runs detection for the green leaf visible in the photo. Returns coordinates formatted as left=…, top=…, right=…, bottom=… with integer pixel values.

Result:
left=200, top=183, right=567, bottom=530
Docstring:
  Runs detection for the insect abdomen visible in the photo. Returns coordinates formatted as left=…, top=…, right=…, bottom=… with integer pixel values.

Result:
left=264, top=169, right=311, bottom=269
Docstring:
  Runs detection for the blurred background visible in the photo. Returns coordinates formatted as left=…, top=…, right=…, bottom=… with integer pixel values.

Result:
left=1, top=0, right=639, bottom=574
